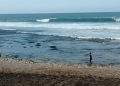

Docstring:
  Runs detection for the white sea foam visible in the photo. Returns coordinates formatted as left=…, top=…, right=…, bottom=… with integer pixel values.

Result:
left=76, top=36, right=120, bottom=40
left=19, top=31, right=120, bottom=40
left=36, top=18, right=56, bottom=23
left=1, top=28, right=16, bottom=30
left=114, top=18, right=120, bottom=22
left=36, top=19, right=50, bottom=23
left=0, top=22, right=120, bottom=30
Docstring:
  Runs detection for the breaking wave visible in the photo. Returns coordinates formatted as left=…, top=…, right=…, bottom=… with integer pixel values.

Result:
left=0, top=22, right=120, bottom=30
left=0, top=17, right=120, bottom=23
left=35, top=17, right=120, bottom=23
left=36, top=19, right=50, bottom=23
left=36, top=18, right=56, bottom=23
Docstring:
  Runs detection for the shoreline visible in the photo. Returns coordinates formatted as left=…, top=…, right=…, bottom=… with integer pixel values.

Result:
left=0, top=56, right=120, bottom=86
left=0, top=56, right=120, bottom=77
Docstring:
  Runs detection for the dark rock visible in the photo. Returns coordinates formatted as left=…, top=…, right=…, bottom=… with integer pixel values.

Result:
left=35, top=43, right=41, bottom=47
left=28, top=41, right=35, bottom=43
left=13, top=55, right=19, bottom=58
left=50, top=46, right=58, bottom=50
left=23, top=46, right=27, bottom=48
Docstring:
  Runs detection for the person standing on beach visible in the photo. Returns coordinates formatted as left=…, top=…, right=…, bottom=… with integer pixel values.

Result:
left=89, top=52, right=92, bottom=65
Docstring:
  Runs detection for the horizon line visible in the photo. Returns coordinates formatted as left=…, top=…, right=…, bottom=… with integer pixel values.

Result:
left=0, top=11, right=120, bottom=15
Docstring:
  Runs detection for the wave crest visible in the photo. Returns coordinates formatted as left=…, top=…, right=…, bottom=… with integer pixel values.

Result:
left=0, top=22, right=120, bottom=30
left=36, top=18, right=56, bottom=23
left=114, top=18, right=120, bottom=22
left=36, top=17, right=120, bottom=23
left=36, top=19, right=50, bottom=23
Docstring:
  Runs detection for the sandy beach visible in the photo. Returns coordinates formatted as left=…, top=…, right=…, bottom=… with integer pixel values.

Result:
left=0, top=56, right=120, bottom=86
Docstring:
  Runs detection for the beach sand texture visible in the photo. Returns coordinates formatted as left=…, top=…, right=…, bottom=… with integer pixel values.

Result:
left=0, top=57, right=120, bottom=86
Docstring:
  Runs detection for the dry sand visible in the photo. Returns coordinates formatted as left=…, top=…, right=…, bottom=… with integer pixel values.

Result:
left=0, top=56, right=120, bottom=86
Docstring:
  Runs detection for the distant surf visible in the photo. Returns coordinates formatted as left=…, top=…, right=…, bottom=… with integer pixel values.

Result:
left=35, top=17, right=120, bottom=23
left=27, top=17, right=120, bottom=23
left=0, top=22, right=120, bottom=30
left=36, top=19, right=50, bottom=23
left=0, top=16, right=120, bottom=23
left=36, top=18, right=56, bottom=23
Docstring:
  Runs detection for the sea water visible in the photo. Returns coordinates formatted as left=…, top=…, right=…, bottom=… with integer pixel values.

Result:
left=0, top=12, right=120, bottom=65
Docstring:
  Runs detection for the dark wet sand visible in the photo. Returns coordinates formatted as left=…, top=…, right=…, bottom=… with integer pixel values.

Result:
left=0, top=72, right=120, bottom=86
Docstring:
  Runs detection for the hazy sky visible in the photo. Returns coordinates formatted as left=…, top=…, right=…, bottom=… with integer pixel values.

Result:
left=0, top=0, right=119, bottom=14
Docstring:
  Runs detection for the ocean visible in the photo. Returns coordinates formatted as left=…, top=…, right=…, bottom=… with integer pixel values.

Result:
left=0, top=12, right=120, bottom=65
